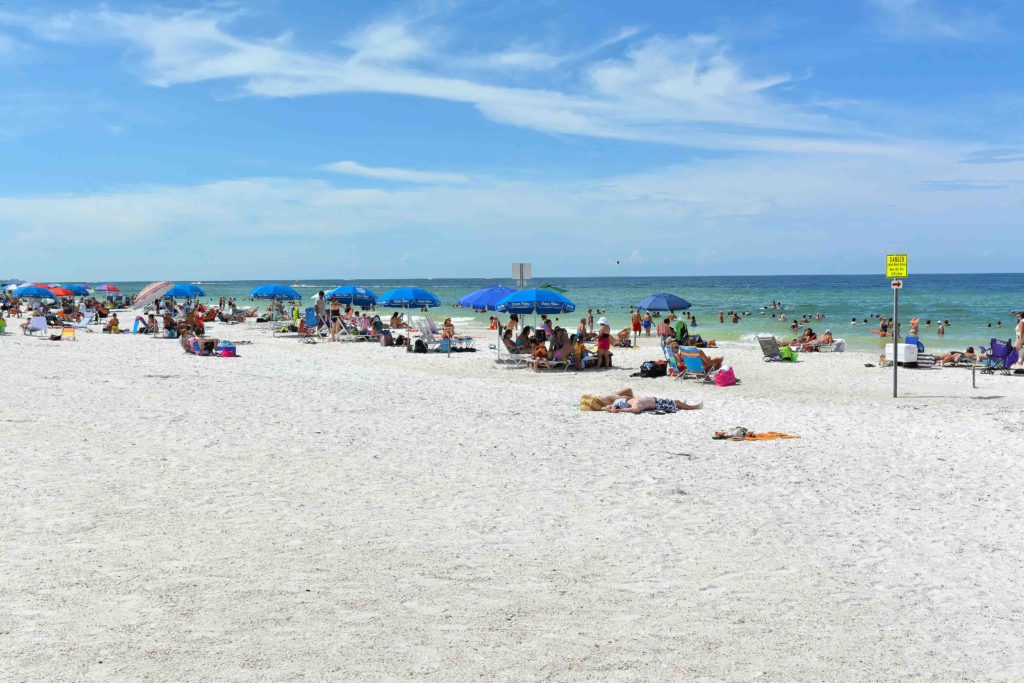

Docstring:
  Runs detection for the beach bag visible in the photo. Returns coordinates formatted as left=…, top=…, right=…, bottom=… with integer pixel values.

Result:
left=394, top=334, right=406, bottom=346
left=779, top=346, right=798, bottom=362
left=578, top=394, right=606, bottom=411
left=413, top=339, right=427, bottom=353
left=639, top=360, right=666, bottom=378
left=380, top=331, right=393, bottom=347
left=714, top=366, right=737, bottom=387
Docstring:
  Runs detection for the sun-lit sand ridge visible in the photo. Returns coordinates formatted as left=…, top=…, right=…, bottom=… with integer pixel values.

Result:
left=2, top=320, right=1023, bottom=680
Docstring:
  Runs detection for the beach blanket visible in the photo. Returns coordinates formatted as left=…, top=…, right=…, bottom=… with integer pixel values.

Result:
left=713, top=427, right=799, bottom=441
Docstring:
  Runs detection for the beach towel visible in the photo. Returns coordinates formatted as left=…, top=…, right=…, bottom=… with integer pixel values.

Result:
left=713, top=427, right=799, bottom=441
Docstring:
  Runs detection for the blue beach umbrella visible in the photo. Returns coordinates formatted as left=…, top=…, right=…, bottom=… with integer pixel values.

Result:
left=163, top=283, right=206, bottom=298
left=377, top=287, right=441, bottom=308
left=458, top=285, right=516, bottom=310
left=497, top=288, right=576, bottom=315
left=251, top=284, right=302, bottom=300
left=59, top=284, right=90, bottom=296
left=637, top=292, right=692, bottom=311
left=12, top=284, right=56, bottom=298
left=326, top=285, right=378, bottom=307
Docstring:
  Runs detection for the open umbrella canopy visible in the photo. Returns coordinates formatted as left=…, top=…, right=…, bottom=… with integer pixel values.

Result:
left=2, top=279, right=26, bottom=289
left=58, top=284, right=90, bottom=296
left=458, top=285, right=516, bottom=310
left=95, top=284, right=120, bottom=292
left=377, top=287, right=440, bottom=308
left=251, top=284, right=302, bottom=300
left=637, top=292, right=692, bottom=311
left=497, top=288, right=576, bottom=315
left=48, top=287, right=75, bottom=297
left=326, top=285, right=377, bottom=306
left=12, top=284, right=56, bottom=298
left=133, top=281, right=174, bottom=309
left=163, top=283, right=205, bottom=298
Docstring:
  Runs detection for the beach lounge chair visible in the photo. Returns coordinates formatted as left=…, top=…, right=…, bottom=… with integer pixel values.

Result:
left=426, top=316, right=473, bottom=349
left=23, top=316, right=48, bottom=336
left=412, top=318, right=443, bottom=352
left=757, top=336, right=797, bottom=362
left=490, top=331, right=529, bottom=368
left=61, top=326, right=76, bottom=341
left=74, top=313, right=95, bottom=331
left=679, top=347, right=714, bottom=382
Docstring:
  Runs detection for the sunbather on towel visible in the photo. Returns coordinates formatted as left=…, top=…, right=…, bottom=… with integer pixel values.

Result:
left=935, top=346, right=981, bottom=367
left=604, top=391, right=703, bottom=414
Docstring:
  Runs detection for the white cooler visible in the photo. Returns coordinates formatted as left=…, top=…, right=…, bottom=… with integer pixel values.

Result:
left=884, top=343, right=918, bottom=365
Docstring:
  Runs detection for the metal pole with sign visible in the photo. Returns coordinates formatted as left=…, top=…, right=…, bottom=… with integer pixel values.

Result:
left=886, top=255, right=908, bottom=398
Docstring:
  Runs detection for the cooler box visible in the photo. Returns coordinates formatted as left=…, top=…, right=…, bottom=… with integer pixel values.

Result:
left=884, top=343, right=917, bottom=365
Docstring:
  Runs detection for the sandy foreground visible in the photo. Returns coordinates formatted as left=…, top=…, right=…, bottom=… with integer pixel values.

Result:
left=2, top=319, right=1023, bottom=681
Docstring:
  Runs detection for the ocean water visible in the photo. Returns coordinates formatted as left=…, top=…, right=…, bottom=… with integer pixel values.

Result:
left=85, top=274, right=1022, bottom=351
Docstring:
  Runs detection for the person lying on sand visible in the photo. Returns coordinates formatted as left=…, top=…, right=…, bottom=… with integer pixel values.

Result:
left=603, top=390, right=703, bottom=414
left=801, top=329, right=833, bottom=350
left=935, top=347, right=981, bottom=367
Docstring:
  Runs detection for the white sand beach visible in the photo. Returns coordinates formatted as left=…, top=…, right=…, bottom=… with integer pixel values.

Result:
left=2, top=321, right=1023, bottom=680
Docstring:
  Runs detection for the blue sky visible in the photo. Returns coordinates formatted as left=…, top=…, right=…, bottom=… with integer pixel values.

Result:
left=1, top=0, right=1022, bottom=279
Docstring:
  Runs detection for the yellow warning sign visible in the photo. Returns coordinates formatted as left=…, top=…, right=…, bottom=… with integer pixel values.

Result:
left=886, top=254, right=908, bottom=279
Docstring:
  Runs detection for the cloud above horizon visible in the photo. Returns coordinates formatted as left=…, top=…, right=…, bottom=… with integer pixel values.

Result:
left=323, top=160, right=469, bottom=184
left=0, top=6, right=888, bottom=155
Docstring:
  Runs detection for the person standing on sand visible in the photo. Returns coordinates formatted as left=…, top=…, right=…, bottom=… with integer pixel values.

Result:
left=642, top=311, right=652, bottom=337
left=631, top=308, right=642, bottom=344
left=1015, top=313, right=1024, bottom=366
left=314, top=291, right=327, bottom=331
left=587, top=308, right=594, bottom=334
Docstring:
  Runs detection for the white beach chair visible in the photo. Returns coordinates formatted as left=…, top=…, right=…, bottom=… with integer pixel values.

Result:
left=489, top=331, right=528, bottom=368
left=23, top=316, right=48, bottom=336
left=74, top=313, right=95, bottom=332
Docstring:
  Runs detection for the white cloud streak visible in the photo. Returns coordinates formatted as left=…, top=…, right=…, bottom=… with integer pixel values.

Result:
left=323, top=160, right=469, bottom=184
left=0, top=7, right=889, bottom=155
left=868, top=0, right=999, bottom=41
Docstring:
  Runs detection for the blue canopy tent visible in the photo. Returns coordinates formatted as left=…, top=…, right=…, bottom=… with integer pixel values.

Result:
left=326, top=285, right=378, bottom=308
left=163, top=283, right=206, bottom=298
left=458, top=285, right=516, bottom=311
left=497, top=289, right=576, bottom=315
left=377, top=287, right=440, bottom=308
left=251, top=284, right=302, bottom=300
left=637, top=292, right=692, bottom=311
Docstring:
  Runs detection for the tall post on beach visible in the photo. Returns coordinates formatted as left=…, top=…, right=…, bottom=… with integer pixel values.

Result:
left=886, top=254, right=908, bottom=399
left=893, top=281, right=899, bottom=398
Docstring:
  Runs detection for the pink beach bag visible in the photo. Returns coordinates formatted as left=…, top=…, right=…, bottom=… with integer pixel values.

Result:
left=714, top=366, right=737, bottom=387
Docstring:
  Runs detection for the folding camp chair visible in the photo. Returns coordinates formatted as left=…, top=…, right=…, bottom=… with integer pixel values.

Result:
left=61, top=326, right=76, bottom=341
left=22, top=316, right=48, bottom=336
left=679, top=347, right=714, bottom=382
left=757, top=335, right=797, bottom=362
left=298, top=307, right=321, bottom=343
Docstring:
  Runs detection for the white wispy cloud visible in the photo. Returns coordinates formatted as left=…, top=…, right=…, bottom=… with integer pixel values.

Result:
left=867, top=0, right=999, bottom=41
left=0, top=7, right=888, bottom=155
left=323, top=160, right=469, bottom=184
left=2, top=144, right=1021, bottom=275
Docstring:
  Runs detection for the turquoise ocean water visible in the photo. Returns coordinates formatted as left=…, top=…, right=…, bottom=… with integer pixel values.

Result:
left=82, top=274, right=1021, bottom=351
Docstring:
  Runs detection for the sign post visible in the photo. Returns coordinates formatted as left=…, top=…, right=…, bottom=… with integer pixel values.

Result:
left=886, top=255, right=908, bottom=399
left=512, top=262, right=532, bottom=290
